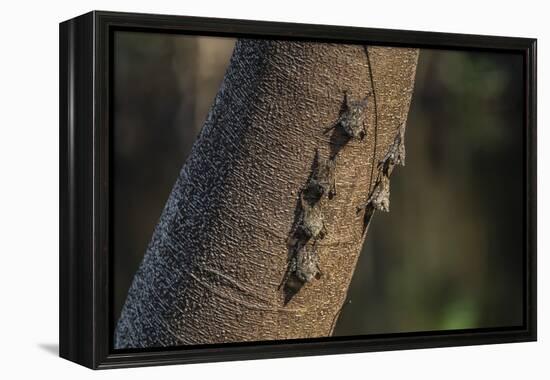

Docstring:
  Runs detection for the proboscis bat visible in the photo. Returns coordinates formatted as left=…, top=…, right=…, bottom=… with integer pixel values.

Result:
left=278, top=244, right=322, bottom=291
left=379, top=123, right=406, bottom=175
left=358, top=175, right=391, bottom=213
left=326, top=92, right=369, bottom=140
left=368, top=175, right=390, bottom=212
left=304, top=150, right=337, bottom=201
left=291, top=244, right=322, bottom=283
left=295, top=193, right=328, bottom=241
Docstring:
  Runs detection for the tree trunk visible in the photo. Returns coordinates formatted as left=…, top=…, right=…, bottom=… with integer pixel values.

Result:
left=115, top=39, right=418, bottom=348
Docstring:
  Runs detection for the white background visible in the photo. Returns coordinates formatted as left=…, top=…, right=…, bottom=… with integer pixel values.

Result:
left=0, top=0, right=546, bottom=378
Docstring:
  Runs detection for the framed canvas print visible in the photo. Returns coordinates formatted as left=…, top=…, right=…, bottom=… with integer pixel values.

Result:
left=59, top=11, right=537, bottom=369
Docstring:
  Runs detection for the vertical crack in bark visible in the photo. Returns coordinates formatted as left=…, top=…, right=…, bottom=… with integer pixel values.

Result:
left=323, top=48, right=380, bottom=331
left=364, top=46, right=380, bottom=197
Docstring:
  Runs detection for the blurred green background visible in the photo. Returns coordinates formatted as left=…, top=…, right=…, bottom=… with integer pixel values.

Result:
left=113, top=32, right=524, bottom=337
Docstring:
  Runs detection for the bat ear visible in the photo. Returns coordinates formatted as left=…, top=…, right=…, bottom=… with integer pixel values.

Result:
left=313, top=148, right=320, bottom=167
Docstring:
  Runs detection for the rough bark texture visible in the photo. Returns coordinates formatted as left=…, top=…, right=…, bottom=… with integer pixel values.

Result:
left=115, top=39, right=418, bottom=348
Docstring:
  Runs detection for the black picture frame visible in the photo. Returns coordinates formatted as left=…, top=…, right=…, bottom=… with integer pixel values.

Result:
left=59, top=10, right=537, bottom=369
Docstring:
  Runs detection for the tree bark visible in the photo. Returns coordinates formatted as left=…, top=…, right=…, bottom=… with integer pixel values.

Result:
left=115, top=39, right=418, bottom=348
